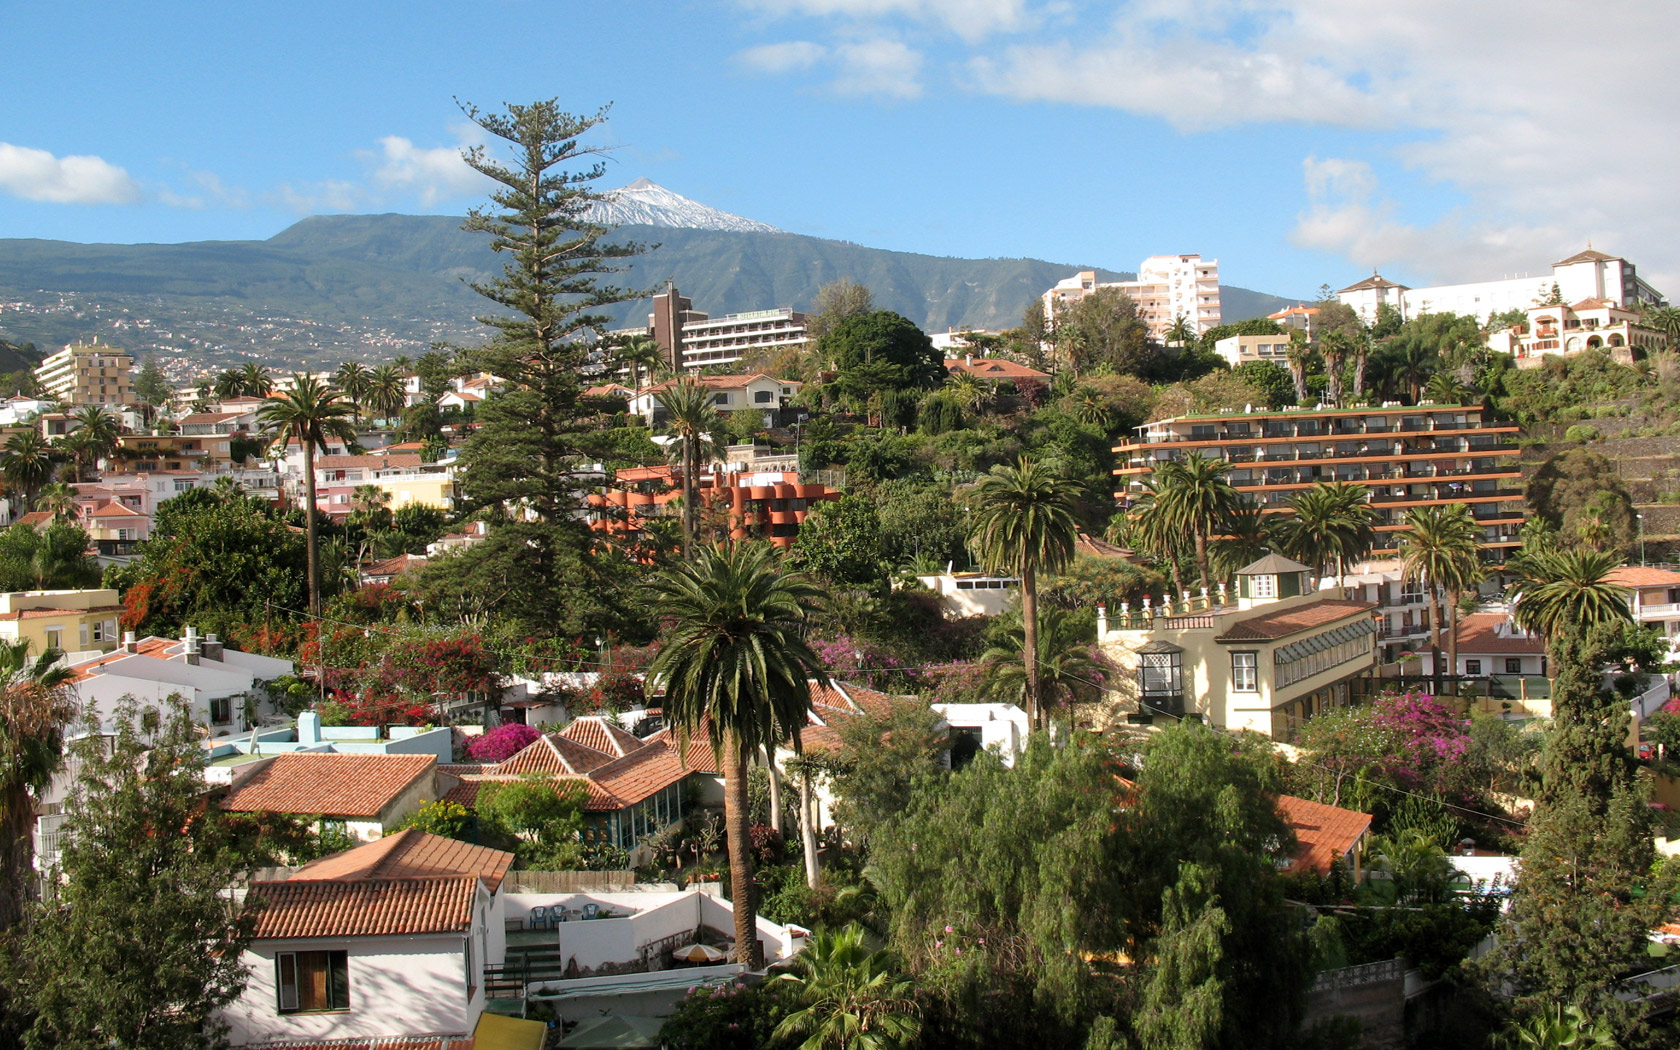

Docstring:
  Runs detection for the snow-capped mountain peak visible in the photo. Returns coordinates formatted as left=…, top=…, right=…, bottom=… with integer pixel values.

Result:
left=586, top=178, right=781, bottom=234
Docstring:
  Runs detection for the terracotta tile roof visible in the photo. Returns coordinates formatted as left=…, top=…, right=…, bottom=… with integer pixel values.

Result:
left=315, top=453, right=424, bottom=471
left=249, top=875, right=477, bottom=938
left=220, top=753, right=435, bottom=818
left=88, top=500, right=143, bottom=516
left=179, top=411, right=245, bottom=424
left=639, top=373, right=799, bottom=397
left=64, top=636, right=178, bottom=682
left=943, top=357, right=1050, bottom=380
left=15, top=511, right=51, bottom=529
left=1214, top=599, right=1376, bottom=642
left=293, top=828, right=514, bottom=893
left=363, top=553, right=428, bottom=577
left=558, top=716, right=648, bottom=759
left=1605, top=566, right=1680, bottom=588
left=583, top=384, right=634, bottom=398
left=1569, top=297, right=1619, bottom=311
left=1452, top=612, right=1545, bottom=656
left=445, top=773, right=622, bottom=812
left=495, top=733, right=616, bottom=776
left=1074, top=533, right=1138, bottom=560
left=1276, top=794, right=1372, bottom=876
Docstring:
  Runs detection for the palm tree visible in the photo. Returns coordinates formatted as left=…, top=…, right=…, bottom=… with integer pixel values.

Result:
left=1284, top=332, right=1313, bottom=405
left=773, top=923, right=922, bottom=1050
left=644, top=541, right=826, bottom=968
left=1164, top=313, right=1197, bottom=352
left=258, top=375, right=359, bottom=615
left=240, top=362, right=274, bottom=397
left=69, top=405, right=120, bottom=476
left=980, top=608, right=1107, bottom=727
left=1639, top=303, right=1680, bottom=350
left=968, top=455, right=1080, bottom=730
left=367, top=365, right=408, bottom=423
left=1209, top=499, right=1274, bottom=581
left=656, top=377, right=722, bottom=555
left=1423, top=372, right=1473, bottom=405
left=1508, top=547, right=1630, bottom=642
left=1321, top=330, right=1353, bottom=406
left=1123, top=480, right=1187, bottom=598
left=335, top=362, right=373, bottom=421
left=612, top=333, right=667, bottom=390
left=1492, top=1003, right=1617, bottom=1050
left=33, top=482, right=77, bottom=521
left=1400, top=504, right=1484, bottom=689
left=0, top=638, right=76, bottom=931
left=944, top=371, right=988, bottom=415
left=0, top=430, right=55, bottom=515
left=1352, top=329, right=1374, bottom=402
left=1277, top=482, right=1376, bottom=581
left=1068, top=386, right=1112, bottom=430
left=212, top=368, right=246, bottom=400
left=1153, top=454, right=1239, bottom=597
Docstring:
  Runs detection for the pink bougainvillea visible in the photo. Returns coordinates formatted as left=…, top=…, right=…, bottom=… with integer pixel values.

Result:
left=467, top=722, right=541, bottom=762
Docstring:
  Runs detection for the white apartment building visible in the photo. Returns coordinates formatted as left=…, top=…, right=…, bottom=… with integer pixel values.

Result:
left=1337, top=248, right=1666, bottom=325
left=1042, top=255, right=1222, bottom=341
left=34, top=341, right=133, bottom=407
left=608, top=286, right=810, bottom=372
left=1485, top=297, right=1666, bottom=368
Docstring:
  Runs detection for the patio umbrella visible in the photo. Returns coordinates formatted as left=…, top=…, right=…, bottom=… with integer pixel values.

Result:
left=671, top=942, right=726, bottom=963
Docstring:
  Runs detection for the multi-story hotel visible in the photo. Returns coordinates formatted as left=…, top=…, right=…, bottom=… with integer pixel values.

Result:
left=1041, top=254, right=1222, bottom=342
left=616, top=284, right=810, bottom=372
left=1336, top=247, right=1665, bottom=326
left=34, top=341, right=133, bottom=407
left=1113, top=402, right=1525, bottom=663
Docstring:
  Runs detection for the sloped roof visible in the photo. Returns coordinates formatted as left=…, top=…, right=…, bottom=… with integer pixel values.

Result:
left=363, top=553, right=428, bottom=577
left=249, top=875, right=478, bottom=938
left=0, top=604, right=123, bottom=622
left=220, top=753, right=435, bottom=818
left=1074, top=533, right=1138, bottom=560
left=1605, top=566, right=1680, bottom=588
left=88, top=500, right=142, bottom=517
left=496, top=732, right=618, bottom=776
left=1451, top=612, right=1544, bottom=657
left=1337, top=274, right=1408, bottom=293
left=315, top=453, right=424, bottom=471
left=639, top=373, right=799, bottom=397
left=1215, top=599, right=1376, bottom=643
left=1276, top=794, right=1372, bottom=876
left=1235, top=553, right=1313, bottom=575
left=943, top=357, right=1050, bottom=380
left=293, top=828, right=514, bottom=893
left=1554, top=248, right=1621, bottom=266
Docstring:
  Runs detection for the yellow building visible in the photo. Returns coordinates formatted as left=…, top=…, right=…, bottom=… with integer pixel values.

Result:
left=0, top=589, right=125, bottom=657
left=34, top=343, right=134, bottom=407
left=1097, top=555, right=1377, bottom=739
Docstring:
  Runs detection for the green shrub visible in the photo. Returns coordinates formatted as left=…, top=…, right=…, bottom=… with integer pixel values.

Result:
left=1564, top=424, right=1600, bottom=443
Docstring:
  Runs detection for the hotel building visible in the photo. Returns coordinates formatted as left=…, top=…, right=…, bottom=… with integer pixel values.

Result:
left=1336, top=248, right=1665, bottom=326
left=34, top=342, right=133, bottom=407
left=1112, top=402, right=1525, bottom=662
left=1042, top=255, right=1222, bottom=341
left=622, top=284, right=809, bottom=372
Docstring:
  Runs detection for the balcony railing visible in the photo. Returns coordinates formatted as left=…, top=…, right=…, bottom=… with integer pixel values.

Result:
left=1137, top=417, right=1511, bottom=445
left=1635, top=602, right=1680, bottom=620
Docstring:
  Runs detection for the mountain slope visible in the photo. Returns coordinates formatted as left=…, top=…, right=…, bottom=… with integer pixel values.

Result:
left=587, top=178, right=781, bottom=233
left=0, top=213, right=1298, bottom=367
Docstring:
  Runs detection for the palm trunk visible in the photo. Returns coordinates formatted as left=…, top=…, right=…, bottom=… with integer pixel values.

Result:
left=1021, top=566, right=1041, bottom=732
left=1194, top=531, right=1212, bottom=598
left=799, top=765, right=820, bottom=891
left=721, top=734, right=762, bottom=968
left=763, top=746, right=783, bottom=835
left=1, top=784, right=35, bottom=933
left=681, top=436, right=698, bottom=557
left=303, top=443, right=321, bottom=615
left=1427, top=587, right=1444, bottom=696
left=1446, top=589, right=1460, bottom=691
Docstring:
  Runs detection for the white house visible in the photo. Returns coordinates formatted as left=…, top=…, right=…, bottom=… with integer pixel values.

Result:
left=628, top=374, right=801, bottom=427
left=932, top=702, right=1029, bottom=768
left=914, top=570, right=1020, bottom=618
left=222, top=830, right=513, bottom=1047
left=63, top=627, right=294, bottom=736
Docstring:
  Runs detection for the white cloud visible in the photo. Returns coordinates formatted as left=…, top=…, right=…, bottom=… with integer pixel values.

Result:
left=740, top=0, right=1025, bottom=42
left=0, top=143, right=142, bottom=204
left=952, top=0, right=1680, bottom=291
left=273, top=179, right=367, bottom=215
left=736, top=40, right=828, bottom=72
left=370, top=133, right=487, bottom=208
left=833, top=39, right=924, bottom=97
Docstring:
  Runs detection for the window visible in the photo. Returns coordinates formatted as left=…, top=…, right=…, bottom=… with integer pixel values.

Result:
left=173, top=480, right=194, bottom=493
left=1250, top=574, right=1277, bottom=599
left=1465, top=659, right=1483, bottom=675
left=209, top=695, right=233, bottom=726
left=712, top=393, right=729, bottom=406
left=464, top=935, right=476, bottom=999
left=1138, top=649, right=1184, bottom=716
left=1505, top=658, right=1522, bottom=674
left=276, top=950, right=349, bottom=1013
left=1231, top=652, right=1258, bottom=692
left=45, top=629, right=61, bottom=651
left=754, top=390, right=773, bottom=404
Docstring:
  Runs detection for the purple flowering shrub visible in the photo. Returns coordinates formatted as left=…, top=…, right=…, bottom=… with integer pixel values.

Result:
left=657, top=979, right=792, bottom=1050
left=465, top=722, right=541, bottom=763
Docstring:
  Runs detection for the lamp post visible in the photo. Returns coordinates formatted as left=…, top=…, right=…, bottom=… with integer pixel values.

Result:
left=1638, top=513, right=1646, bottom=567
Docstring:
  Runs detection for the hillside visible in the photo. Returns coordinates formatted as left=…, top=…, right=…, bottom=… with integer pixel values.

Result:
left=0, top=213, right=1297, bottom=369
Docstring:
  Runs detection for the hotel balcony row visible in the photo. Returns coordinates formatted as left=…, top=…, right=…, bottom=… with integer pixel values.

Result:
left=1116, top=441, right=1518, bottom=474
left=1127, top=408, right=1517, bottom=447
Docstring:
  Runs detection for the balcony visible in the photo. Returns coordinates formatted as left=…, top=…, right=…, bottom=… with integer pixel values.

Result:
left=1635, top=602, right=1680, bottom=621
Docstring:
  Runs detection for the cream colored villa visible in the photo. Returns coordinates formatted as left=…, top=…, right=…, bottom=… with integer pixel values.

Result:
left=1097, top=555, right=1377, bottom=739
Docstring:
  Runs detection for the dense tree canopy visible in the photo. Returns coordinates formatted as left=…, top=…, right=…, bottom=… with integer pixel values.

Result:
left=822, top=311, right=946, bottom=402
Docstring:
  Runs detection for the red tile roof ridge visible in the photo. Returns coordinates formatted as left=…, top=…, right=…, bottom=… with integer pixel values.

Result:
left=248, top=875, right=477, bottom=939
left=1276, top=794, right=1373, bottom=876
left=293, top=828, right=514, bottom=892
left=220, top=752, right=435, bottom=818
left=1214, top=598, right=1376, bottom=642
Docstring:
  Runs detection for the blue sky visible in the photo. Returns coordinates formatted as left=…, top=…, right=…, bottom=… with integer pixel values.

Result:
left=5, top=1, right=1677, bottom=302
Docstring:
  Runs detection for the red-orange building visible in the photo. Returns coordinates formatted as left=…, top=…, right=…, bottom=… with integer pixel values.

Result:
left=588, top=467, right=839, bottom=549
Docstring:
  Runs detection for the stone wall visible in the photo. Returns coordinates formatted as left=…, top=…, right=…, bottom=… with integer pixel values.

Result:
left=1303, top=958, right=1406, bottom=1049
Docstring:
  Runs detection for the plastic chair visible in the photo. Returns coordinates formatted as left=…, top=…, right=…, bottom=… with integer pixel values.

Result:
left=581, top=903, right=599, bottom=920
left=528, top=905, right=549, bottom=930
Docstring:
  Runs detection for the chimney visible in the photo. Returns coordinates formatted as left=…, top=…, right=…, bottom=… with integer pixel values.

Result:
left=203, top=632, right=223, bottom=661
left=122, top=630, right=137, bottom=653
left=183, top=625, right=200, bottom=666
left=299, top=710, right=321, bottom=746
left=965, top=353, right=973, bottom=367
